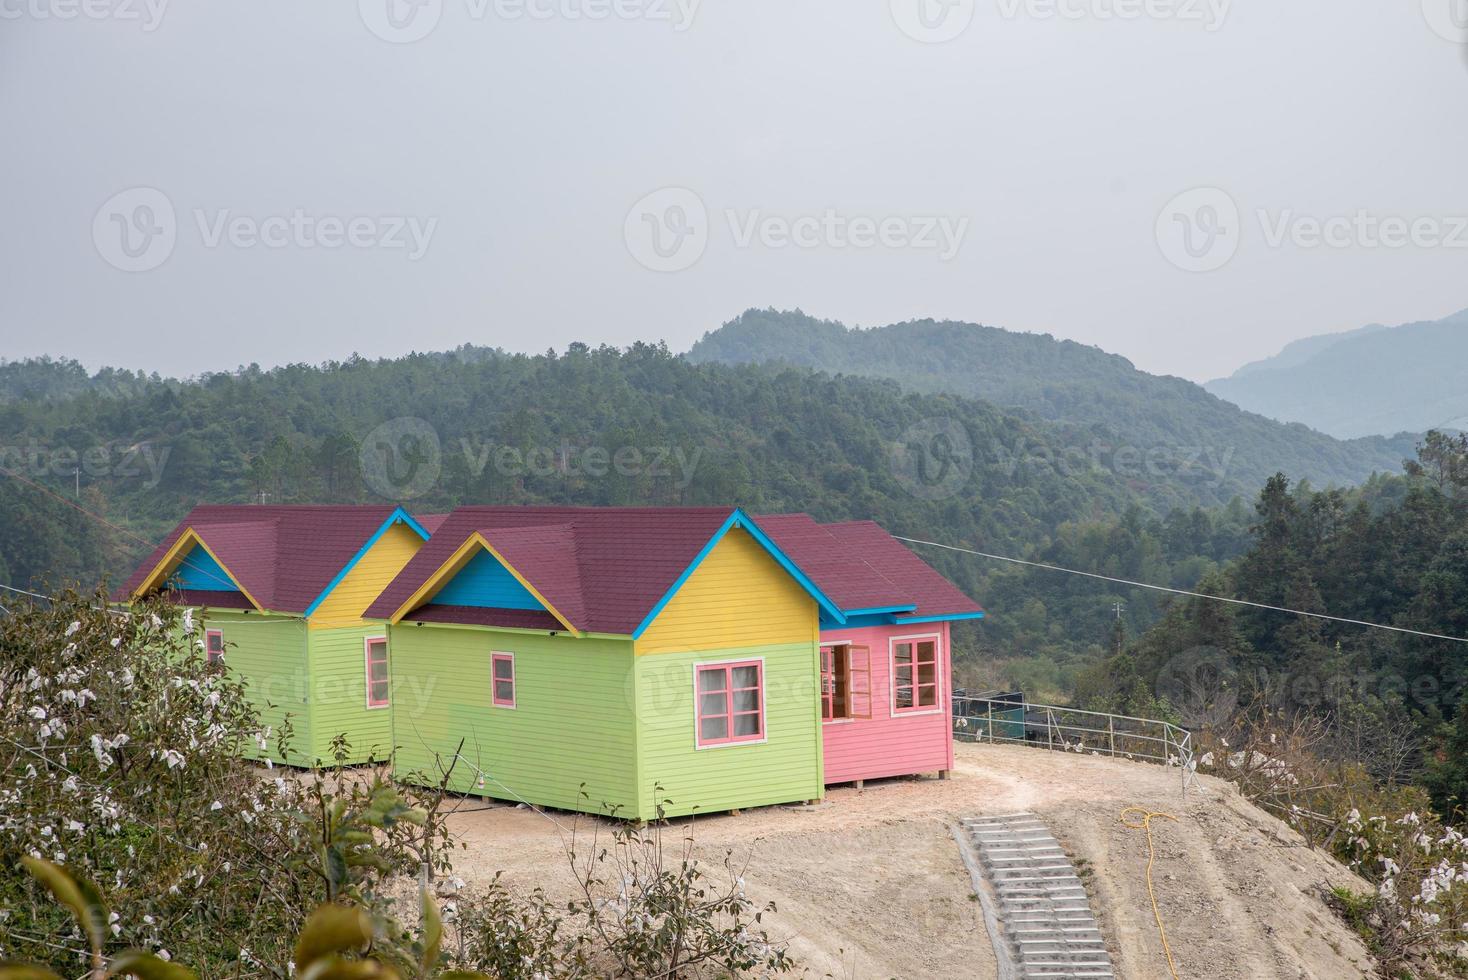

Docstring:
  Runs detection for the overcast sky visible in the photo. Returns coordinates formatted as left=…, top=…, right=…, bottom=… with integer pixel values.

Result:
left=2, top=1, right=1466, bottom=383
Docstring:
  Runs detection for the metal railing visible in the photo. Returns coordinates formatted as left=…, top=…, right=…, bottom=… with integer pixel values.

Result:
left=953, top=695, right=1197, bottom=796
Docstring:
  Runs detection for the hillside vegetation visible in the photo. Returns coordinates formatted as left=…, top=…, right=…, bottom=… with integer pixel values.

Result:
left=688, top=308, right=1419, bottom=501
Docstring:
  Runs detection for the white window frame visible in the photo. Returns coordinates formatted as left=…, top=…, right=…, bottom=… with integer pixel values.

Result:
left=692, top=656, right=768, bottom=750
left=364, top=636, right=390, bottom=710
left=889, top=632, right=943, bottom=717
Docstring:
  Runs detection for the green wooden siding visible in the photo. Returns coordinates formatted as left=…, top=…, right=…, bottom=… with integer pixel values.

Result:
left=308, top=626, right=393, bottom=765
left=633, top=642, right=823, bottom=820
left=388, top=624, right=640, bottom=816
left=199, top=611, right=312, bottom=766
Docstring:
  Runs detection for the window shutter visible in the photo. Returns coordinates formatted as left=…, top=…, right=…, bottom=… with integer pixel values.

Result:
left=848, top=645, right=872, bottom=720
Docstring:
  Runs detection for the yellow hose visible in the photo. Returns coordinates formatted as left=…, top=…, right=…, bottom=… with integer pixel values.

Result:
left=1120, top=806, right=1181, bottom=980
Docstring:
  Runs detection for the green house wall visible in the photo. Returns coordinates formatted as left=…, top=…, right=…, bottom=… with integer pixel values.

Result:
left=197, top=610, right=312, bottom=766
left=307, top=625, right=394, bottom=765
left=632, top=642, right=823, bottom=819
left=387, top=623, right=641, bottom=816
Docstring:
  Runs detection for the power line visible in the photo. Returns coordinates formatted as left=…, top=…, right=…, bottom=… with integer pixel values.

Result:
left=894, top=535, right=1468, bottom=645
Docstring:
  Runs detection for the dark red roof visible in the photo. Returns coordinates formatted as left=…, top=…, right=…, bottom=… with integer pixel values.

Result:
left=403, top=605, right=565, bottom=632
left=415, top=513, right=450, bottom=534
left=365, top=506, right=740, bottom=634
left=757, top=514, right=982, bottom=621
left=118, top=505, right=415, bottom=614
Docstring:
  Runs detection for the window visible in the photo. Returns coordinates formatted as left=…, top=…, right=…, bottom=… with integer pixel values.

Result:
left=892, top=637, right=940, bottom=713
left=492, top=652, right=516, bottom=708
left=821, top=645, right=849, bottom=720
left=365, top=637, right=390, bottom=709
left=695, top=660, right=764, bottom=747
left=205, top=629, right=224, bottom=665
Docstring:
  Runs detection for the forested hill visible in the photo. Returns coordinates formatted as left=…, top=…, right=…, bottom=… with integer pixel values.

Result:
left=687, top=308, right=1418, bottom=498
left=0, top=342, right=1205, bottom=593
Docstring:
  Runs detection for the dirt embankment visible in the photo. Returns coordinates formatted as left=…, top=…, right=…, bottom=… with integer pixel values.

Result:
left=436, top=743, right=1376, bottom=979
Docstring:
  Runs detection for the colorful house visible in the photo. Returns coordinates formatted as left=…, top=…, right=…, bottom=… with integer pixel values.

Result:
left=757, top=515, right=985, bottom=786
left=117, top=504, right=440, bottom=766
left=363, top=505, right=984, bottom=821
left=363, top=506, right=841, bottom=822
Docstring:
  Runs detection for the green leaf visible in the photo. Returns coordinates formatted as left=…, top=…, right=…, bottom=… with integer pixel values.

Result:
left=298, top=958, right=398, bottom=980
left=293, top=905, right=372, bottom=972
left=0, top=963, right=66, bottom=980
left=19, top=857, right=108, bottom=955
left=419, top=884, right=442, bottom=972
left=108, top=950, right=199, bottom=980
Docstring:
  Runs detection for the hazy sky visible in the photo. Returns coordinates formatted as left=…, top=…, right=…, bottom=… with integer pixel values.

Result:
left=3, top=1, right=1466, bottom=383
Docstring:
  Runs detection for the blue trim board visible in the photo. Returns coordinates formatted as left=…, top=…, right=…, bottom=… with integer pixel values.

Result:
left=844, top=604, right=918, bottom=616
left=831, top=610, right=987, bottom=630
left=302, top=507, right=431, bottom=618
left=630, top=509, right=846, bottom=638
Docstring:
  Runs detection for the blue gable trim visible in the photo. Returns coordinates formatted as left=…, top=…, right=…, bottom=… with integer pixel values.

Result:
left=431, top=547, right=547, bottom=611
left=169, top=545, right=239, bottom=593
left=302, top=507, right=431, bottom=618
left=824, top=610, right=986, bottom=630
left=845, top=604, right=918, bottom=616
left=630, top=509, right=845, bottom=639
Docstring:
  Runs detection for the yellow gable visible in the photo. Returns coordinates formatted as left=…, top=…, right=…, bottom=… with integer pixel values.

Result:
left=634, top=527, right=818, bottom=656
left=309, top=523, right=426, bottom=629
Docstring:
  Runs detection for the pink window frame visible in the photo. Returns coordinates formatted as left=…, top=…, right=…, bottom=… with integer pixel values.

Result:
left=205, top=628, right=224, bottom=665
left=364, top=636, right=390, bottom=710
left=694, top=659, right=765, bottom=748
left=890, top=634, right=942, bottom=716
left=491, top=652, right=516, bottom=709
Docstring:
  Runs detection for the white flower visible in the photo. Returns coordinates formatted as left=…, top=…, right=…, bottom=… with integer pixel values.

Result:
left=65, top=621, right=80, bottom=637
left=181, top=609, right=195, bottom=635
left=160, top=749, right=186, bottom=770
left=26, top=706, right=46, bottom=721
left=210, top=801, right=223, bottom=811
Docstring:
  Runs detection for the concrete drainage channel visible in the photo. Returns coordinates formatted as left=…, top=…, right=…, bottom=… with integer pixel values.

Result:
left=954, top=812, right=1115, bottom=980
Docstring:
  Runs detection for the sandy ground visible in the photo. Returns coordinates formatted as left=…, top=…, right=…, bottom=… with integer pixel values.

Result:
left=436, top=742, right=1377, bottom=979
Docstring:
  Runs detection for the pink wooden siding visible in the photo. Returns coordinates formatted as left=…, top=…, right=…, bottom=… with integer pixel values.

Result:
left=819, top=622, right=953, bottom=784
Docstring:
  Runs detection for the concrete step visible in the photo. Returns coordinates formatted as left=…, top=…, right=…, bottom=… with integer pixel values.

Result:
left=958, top=813, right=1114, bottom=980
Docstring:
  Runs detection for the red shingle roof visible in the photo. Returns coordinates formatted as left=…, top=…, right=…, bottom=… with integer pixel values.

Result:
left=757, top=514, right=983, bottom=621
left=118, top=505, right=414, bottom=614
left=365, top=506, right=740, bottom=634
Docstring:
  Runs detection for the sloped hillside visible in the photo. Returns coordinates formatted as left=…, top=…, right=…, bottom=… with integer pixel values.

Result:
left=1206, top=308, right=1468, bottom=439
left=688, top=308, right=1419, bottom=499
left=435, top=742, right=1376, bottom=979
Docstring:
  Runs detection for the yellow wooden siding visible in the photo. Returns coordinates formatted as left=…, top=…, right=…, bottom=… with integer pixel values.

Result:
left=309, top=523, right=425, bottom=629
left=634, top=528, right=818, bottom=656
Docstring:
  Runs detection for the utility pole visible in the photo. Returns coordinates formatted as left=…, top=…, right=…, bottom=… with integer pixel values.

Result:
left=1112, top=601, right=1125, bottom=656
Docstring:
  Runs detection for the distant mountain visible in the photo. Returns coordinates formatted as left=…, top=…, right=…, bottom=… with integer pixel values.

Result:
left=1205, top=309, right=1468, bottom=439
left=687, top=309, right=1420, bottom=501
left=1203, top=309, right=1468, bottom=440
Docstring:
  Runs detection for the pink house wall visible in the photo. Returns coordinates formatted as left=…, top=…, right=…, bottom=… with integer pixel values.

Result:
left=819, top=621, right=954, bottom=785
